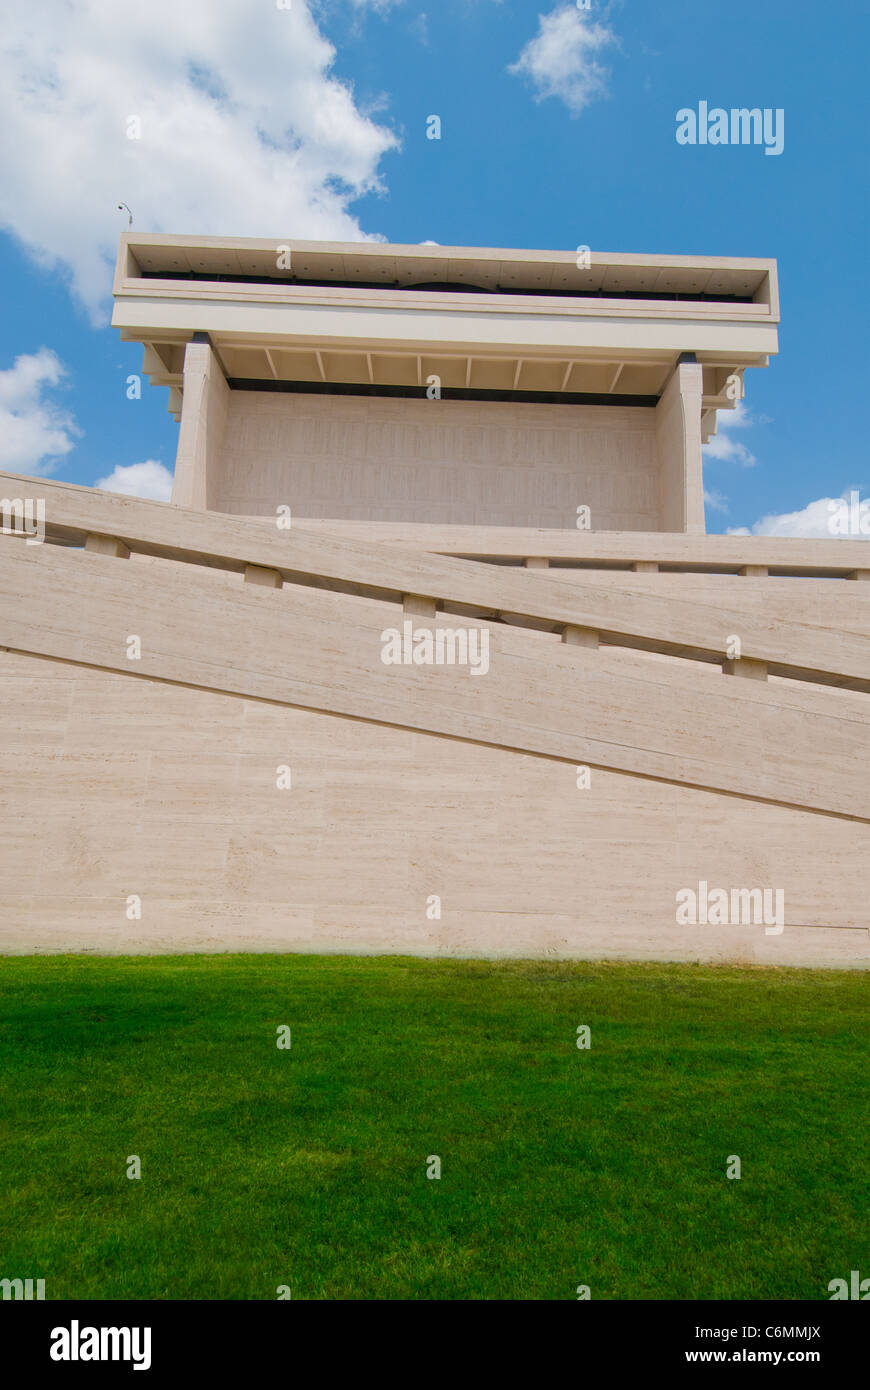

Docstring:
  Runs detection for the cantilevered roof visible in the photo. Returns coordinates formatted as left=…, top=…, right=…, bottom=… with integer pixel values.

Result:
left=116, top=234, right=776, bottom=305
left=112, top=234, right=779, bottom=432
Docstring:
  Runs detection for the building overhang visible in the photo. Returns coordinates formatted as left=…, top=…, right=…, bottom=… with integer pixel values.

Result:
left=112, top=234, right=779, bottom=431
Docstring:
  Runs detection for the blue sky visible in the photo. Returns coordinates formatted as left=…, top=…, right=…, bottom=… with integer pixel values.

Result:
left=1, top=0, right=868, bottom=535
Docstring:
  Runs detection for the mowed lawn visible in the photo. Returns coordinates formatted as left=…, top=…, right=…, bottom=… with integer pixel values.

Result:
left=0, top=955, right=866, bottom=1301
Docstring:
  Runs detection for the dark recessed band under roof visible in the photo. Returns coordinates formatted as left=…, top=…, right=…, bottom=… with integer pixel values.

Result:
left=143, top=270, right=753, bottom=306
left=227, top=378, right=659, bottom=407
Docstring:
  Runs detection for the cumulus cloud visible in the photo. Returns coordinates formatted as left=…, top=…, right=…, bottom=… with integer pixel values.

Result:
left=95, top=460, right=174, bottom=502
left=727, top=492, right=870, bottom=539
left=703, top=402, right=757, bottom=467
left=0, top=349, right=80, bottom=474
left=508, top=5, right=616, bottom=115
left=0, top=0, right=399, bottom=322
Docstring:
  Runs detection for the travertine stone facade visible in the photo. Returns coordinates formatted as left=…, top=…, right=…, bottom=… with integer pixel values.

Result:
left=213, top=392, right=660, bottom=529
left=3, top=237, right=862, bottom=966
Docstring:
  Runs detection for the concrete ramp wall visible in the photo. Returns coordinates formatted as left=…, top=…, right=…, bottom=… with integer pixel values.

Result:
left=1, top=473, right=868, bottom=966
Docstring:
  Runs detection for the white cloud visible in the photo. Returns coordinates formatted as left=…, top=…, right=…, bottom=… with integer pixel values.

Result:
left=703, top=402, right=757, bottom=467
left=716, top=401, right=752, bottom=428
left=0, top=349, right=80, bottom=474
left=410, top=12, right=429, bottom=44
left=703, top=488, right=729, bottom=514
left=95, top=460, right=174, bottom=502
left=0, top=0, right=399, bottom=322
left=727, top=493, right=870, bottom=539
left=508, top=6, right=616, bottom=115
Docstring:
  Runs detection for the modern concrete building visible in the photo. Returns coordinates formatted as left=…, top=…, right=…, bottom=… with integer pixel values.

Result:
left=114, top=234, right=781, bottom=532
left=1, top=234, right=867, bottom=965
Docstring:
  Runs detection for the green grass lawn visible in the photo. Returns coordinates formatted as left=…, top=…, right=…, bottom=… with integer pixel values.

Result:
left=0, top=954, right=866, bottom=1300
